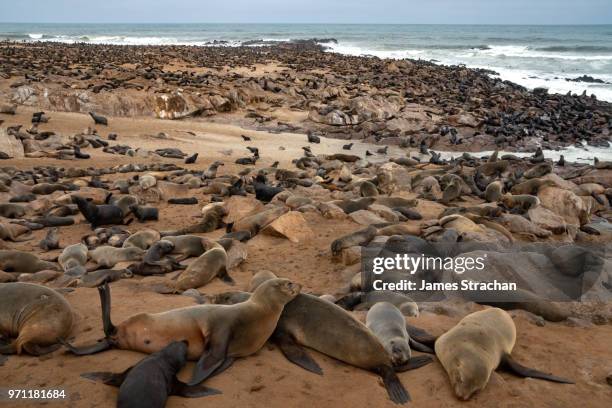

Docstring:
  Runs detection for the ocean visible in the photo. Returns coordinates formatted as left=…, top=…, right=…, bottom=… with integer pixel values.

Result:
left=1, top=23, right=611, bottom=102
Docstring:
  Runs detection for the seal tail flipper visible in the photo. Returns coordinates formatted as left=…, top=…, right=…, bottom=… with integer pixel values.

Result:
left=218, top=268, right=235, bottom=285
left=172, top=380, right=222, bottom=398
left=98, top=283, right=116, bottom=337
left=59, top=337, right=113, bottom=355
left=405, top=324, right=437, bottom=348
left=499, top=354, right=574, bottom=384
left=378, top=364, right=411, bottom=404
left=81, top=367, right=131, bottom=386
left=272, top=330, right=323, bottom=375
left=409, top=339, right=434, bottom=354
left=394, top=355, right=434, bottom=373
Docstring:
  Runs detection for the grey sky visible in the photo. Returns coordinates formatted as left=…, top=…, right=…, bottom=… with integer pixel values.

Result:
left=1, top=0, right=611, bottom=24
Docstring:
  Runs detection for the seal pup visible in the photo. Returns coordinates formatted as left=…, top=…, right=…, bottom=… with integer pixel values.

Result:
left=59, top=243, right=89, bottom=276
left=0, top=282, right=73, bottom=355
left=89, top=246, right=144, bottom=269
left=129, top=204, right=159, bottom=222
left=484, top=181, right=503, bottom=203
left=331, top=226, right=377, bottom=256
left=122, top=229, right=161, bottom=250
left=366, top=302, right=412, bottom=366
left=435, top=308, right=573, bottom=400
left=39, top=227, right=60, bottom=251
left=160, top=235, right=212, bottom=262
left=82, top=341, right=220, bottom=407
left=61, top=279, right=301, bottom=387
left=89, top=112, right=108, bottom=126
left=185, top=153, right=199, bottom=164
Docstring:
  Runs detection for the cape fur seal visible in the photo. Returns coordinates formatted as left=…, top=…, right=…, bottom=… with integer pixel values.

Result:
left=0, top=282, right=73, bottom=355
left=59, top=243, right=89, bottom=276
left=366, top=302, right=412, bottom=366
left=0, top=250, right=58, bottom=273
left=218, top=273, right=433, bottom=404
left=72, top=196, right=126, bottom=229
left=174, top=243, right=232, bottom=290
left=39, top=227, right=60, bottom=251
left=122, top=229, right=161, bottom=250
left=62, top=279, right=301, bottom=387
left=89, top=246, right=145, bottom=269
left=82, top=341, right=220, bottom=407
left=435, top=308, right=573, bottom=400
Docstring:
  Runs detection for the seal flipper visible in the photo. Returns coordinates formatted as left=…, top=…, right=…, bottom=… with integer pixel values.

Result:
left=171, top=380, right=222, bottom=398
left=218, top=268, right=235, bottom=285
left=272, top=330, right=323, bottom=375
left=378, top=364, right=410, bottom=404
left=81, top=367, right=132, bottom=386
left=499, top=354, right=574, bottom=384
left=409, top=338, right=434, bottom=354
left=0, top=355, right=8, bottom=366
left=59, top=337, right=113, bottom=355
left=188, top=327, right=230, bottom=386
left=394, top=355, right=434, bottom=373
left=98, top=283, right=116, bottom=337
left=406, top=324, right=437, bottom=347
left=209, top=356, right=235, bottom=378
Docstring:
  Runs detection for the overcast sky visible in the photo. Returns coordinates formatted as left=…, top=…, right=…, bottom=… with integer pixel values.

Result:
left=1, top=0, right=611, bottom=24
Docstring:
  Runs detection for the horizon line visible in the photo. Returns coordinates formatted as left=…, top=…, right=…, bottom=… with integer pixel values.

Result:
left=1, top=21, right=611, bottom=26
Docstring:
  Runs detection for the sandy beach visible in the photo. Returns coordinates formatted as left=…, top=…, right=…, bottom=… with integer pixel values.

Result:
left=0, top=40, right=611, bottom=408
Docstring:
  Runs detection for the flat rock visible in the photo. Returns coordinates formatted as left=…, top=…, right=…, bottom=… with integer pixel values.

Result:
left=262, top=211, right=313, bottom=243
left=349, top=209, right=387, bottom=225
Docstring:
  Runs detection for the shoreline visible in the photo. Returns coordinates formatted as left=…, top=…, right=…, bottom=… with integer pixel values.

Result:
left=1, top=40, right=610, bottom=158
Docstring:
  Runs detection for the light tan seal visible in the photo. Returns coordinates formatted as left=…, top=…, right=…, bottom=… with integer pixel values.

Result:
left=62, top=279, right=300, bottom=386
left=0, top=250, right=58, bottom=273
left=0, top=282, right=73, bottom=355
left=173, top=242, right=232, bottom=290
left=435, top=308, right=573, bottom=400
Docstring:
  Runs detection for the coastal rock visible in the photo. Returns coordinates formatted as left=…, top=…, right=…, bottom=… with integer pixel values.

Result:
left=448, top=113, right=480, bottom=128
left=224, top=196, right=264, bottom=223
left=538, top=186, right=590, bottom=227
left=349, top=210, right=387, bottom=225
left=377, top=162, right=412, bottom=194
left=318, top=202, right=348, bottom=220
left=0, top=128, right=25, bottom=158
left=262, top=211, right=313, bottom=243
left=153, top=92, right=207, bottom=119
left=528, top=206, right=570, bottom=236
left=349, top=96, right=402, bottom=122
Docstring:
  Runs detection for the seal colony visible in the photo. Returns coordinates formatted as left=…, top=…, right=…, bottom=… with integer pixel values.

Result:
left=0, top=40, right=611, bottom=408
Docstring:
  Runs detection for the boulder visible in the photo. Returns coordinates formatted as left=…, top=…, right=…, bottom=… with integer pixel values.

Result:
left=377, top=162, right=412, bottom=194
left=349, top=210, right=387, bottom=225
left=0, top=128, right=24, bottom=158
left=224, top=196, right=264, bottom=224
left=262, top=211, right=313, bottom=243
left=538, top=186, right=590, bottom=227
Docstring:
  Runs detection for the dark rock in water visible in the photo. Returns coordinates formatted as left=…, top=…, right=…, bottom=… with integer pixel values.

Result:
left=533, top=87, right=549, bottom=96
left=567, top=75, right=608, bottom=84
